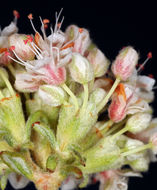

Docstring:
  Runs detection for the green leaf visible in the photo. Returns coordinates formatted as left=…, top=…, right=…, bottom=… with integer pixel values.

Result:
left=1, top=152, right=33, bottom=179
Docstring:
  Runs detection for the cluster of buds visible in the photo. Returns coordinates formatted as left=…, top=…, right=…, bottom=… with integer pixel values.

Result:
left=0, top=10, right=156, bottom=190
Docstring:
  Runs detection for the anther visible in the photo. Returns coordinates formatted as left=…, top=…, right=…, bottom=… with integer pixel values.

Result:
left=137, top=52, right=152, bottom=72
left=13, top=10, right=20, bottom=19
left=28, top=13, right=33, bottom=20
left=43, top=19, right=50, bottom=24
left=79, top=28, right=83, bottom=33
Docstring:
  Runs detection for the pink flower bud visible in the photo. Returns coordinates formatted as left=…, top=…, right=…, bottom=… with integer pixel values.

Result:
left=9, top=34, right=35, bottom=61
left=112, top=46, right=139, bottom=81
left=87, top=48, right=110, bottom=77
left=108, top=83, right=127, bottom=122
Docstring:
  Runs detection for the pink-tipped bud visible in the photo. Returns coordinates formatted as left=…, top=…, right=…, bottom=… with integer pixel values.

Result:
left=9, top=34, right=35, bottom=61
left=112, top=46, right=139, bottom=81
left=108, top=84, right=127, bottom=122
left=87, top=47, right=110, bottom=77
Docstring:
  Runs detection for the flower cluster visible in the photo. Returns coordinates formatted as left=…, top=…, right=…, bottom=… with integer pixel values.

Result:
left=0, top=10, right=156, bottom=190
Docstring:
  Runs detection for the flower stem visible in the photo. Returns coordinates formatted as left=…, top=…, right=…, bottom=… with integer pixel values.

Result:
left=7, top=63, right=16, bottom=77
left=0, top=69, right=15, bottom=96
left=61, top=83, right=79, bottom=112
left=97, top=77, right=120, bottom=112
left=121, top=143, right=153, bottom=157
left=111, top=125, right=129, bottom=140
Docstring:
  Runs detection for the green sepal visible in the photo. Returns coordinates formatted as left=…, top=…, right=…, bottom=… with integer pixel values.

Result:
left=0, top=162, right=10, bottom=176
left=33, top=122, right=58, bottom=150
left=46, top=155, right=57, bottom=171
left=79, top=174, right=89, bottom=188
left=80, top=136, right=124, bottom=174
left=0, top=94, right=28, bottom=148
left=31, top=129, right=52, bottom=170
left=0, top=152, right=33, bottom=179
left=26, top=98, right=59, bottom=129
left=26, top=110, right=49, bottom=140
left=67, top=145, right=86, bottom=166
left=61, top=165, right=83, bottom=179
left=57, top=97, right=98, bottom=151
left=0, top=140, right=14, bottom=152
left=0, top=129, right=7, bottom=139
left=0, top=173, right=8, bottom=190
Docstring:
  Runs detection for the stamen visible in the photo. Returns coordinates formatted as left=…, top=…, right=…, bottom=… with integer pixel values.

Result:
left=44, top=24, right=48, bottom=29
left=137, top=52, right=152, bottom=72
left=30, top=43, right=43, bottom=59
left=31, top=42, right=42, bottom=53
left=28, top=13, right=38, bottom=33
left=27, top=44, right=41, bottom=59
left=28, top=13, right=33, bottom=20
left=9, top=46, right=15, bottom=51
left=4, top=51, right=10, bottom=56
left=57, top=16, right=64, bottom=31
left=39, top=16, right=47, bottom=40
left=49, top=27, right=54, bottom=57
left=43, top=19, right=50, bottom=24
left=52, top=47, right=60, bottom=63
left=79, top=28, right=83, bottom=33
left=13, top=10, right=20, bottom=19
left=54, top=8, right=63, bottom=33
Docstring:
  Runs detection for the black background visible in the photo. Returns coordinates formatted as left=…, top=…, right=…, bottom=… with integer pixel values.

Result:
left=0, top=0, right=157, bottom=189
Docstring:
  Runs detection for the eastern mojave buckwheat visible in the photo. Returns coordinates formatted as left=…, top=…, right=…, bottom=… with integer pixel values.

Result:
left=0, top=9, right=156, bottom=190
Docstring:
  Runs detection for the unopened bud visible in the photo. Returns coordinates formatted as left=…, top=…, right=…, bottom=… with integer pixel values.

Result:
left=127, top=113, right=152, bottom=134
left=9, top=34, right=35, bottom=61
left=130, top=156, right=149, bottom=172
left=69, top=53, right=94, bottom=84
left=38, top=85, right=67, bottom=107
left=89, top=88, right=106, bottom=107
left=112, top=46, right=138, bottom=81
left=87, top=48, right=110, bottom=77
